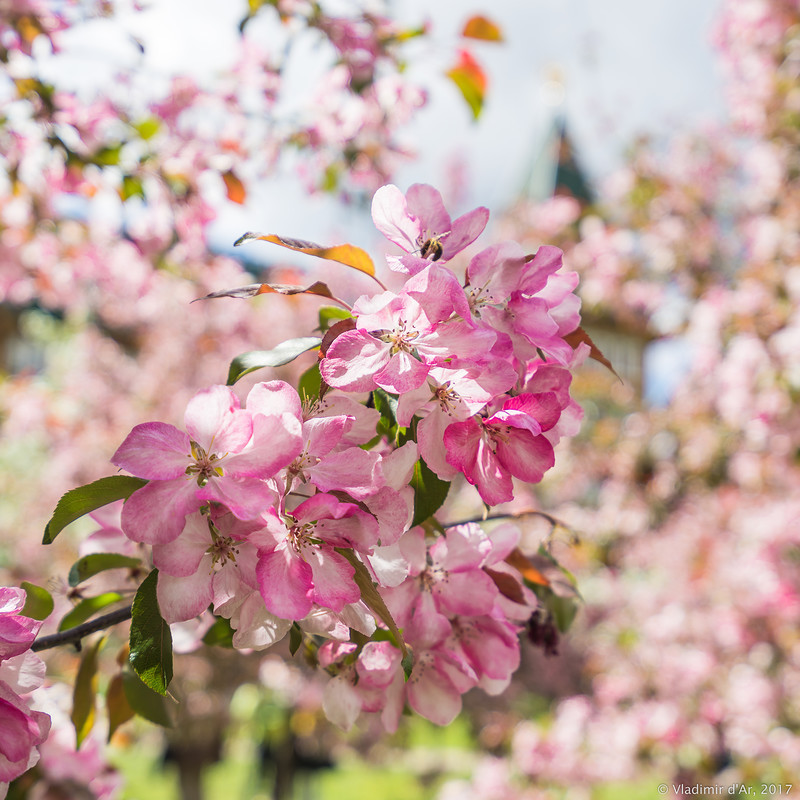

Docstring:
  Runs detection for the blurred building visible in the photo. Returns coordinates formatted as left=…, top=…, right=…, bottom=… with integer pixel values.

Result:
left=518, top=107, right=653, bottom=400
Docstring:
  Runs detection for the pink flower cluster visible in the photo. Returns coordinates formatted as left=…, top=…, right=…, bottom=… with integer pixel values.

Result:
left=323, top=521, right=537, bottom=729
left=0, top=588, right=50, bottom=798
left=108, top=183, right=584, bottom=728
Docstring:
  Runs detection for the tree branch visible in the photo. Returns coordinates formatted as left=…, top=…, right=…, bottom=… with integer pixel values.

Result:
left=31, top=605, right=133, bottom=652
left=445, top=509, right=563, bottom=530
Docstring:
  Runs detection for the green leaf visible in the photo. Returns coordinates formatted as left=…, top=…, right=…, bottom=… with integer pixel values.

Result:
left=202, top=616, right=234, bottom=648
left=372, top=388, right=402, bottom=443
left=289, top=623, right=302, bottom=656
left=122, top=670, right=172, bottom=728
left=129, top=571, right=173, bottom=695
left=401, top=650, right=414, bottom=680
left=227, top=337, right=322, bottom=385
left=318, top=305, right=353, bottom=333
left=298, top=363, right=321, bottom=403
left=410, top=459, right=450, bottom=528
left=68, top=554, right=142, bottom=587
left=373, top=388, right=398, bottom=426
left=134, top=117, right=160, bottom=140
left=59, top=593, right=124, bottom=632
left=337, top=549, right=406, bottom=656
left=94, top=144, right=122, bottom=166
left=547, top=594, right=579, bottom=633
left=20, top=582, right=54, bottom=621
left=71, top=635, right=105, bottom=748
left=43, top=475, right=148, bottom=545
left=106, top=672, right=135, bottom=742
left=121, top=174, right=145, bottom=200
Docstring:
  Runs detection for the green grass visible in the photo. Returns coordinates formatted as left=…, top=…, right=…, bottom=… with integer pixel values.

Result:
left=110, top=713, right=478, bottom=800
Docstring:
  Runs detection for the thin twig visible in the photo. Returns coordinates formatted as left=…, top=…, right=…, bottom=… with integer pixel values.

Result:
left=31, top=605, right=133, bottom=653
left=444, top=509, right=561, bottom=530
left=367, top=273, right=388, bottom=292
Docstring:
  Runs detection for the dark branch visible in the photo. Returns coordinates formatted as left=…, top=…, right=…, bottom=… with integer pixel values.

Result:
left=31, top=605, right=133, bottom=652
left=444, top=509, right=563, bottom=530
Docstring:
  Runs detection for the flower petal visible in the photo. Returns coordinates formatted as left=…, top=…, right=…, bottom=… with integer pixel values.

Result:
left=371, top=184, right=420, bottom=252
left=441, top=206, right=489, bottom=260
left=256, top=546, right=314, bottom=620
left=184, top=385, right=250, bottom=453
left=495, top=428, right=555, bottom=484
left=121, top=479, right=200, bottom=544
left=374, top=350, right=429, bottom=394
left=112, top=422, right=191, bottom=480
left=157, top=568, right=214, bottom=624
left=320, top=330, right=388, bottom=392
left=406, top=183, right=451, bottom=237
left=152, top=512, right=210, bottom=577
left=225, top=412, right=302, bottom=478
left=197, top=476, right=276, bottom=520
left=407, top=652, right=463, bottom=726
left=306, top=547, right=360, bottom=612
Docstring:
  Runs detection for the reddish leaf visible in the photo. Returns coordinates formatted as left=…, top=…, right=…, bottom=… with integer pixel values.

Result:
left=461, top=15, right=504, bottom=42
left=196, top=281, right=335, bottom=302
left=484, top=567, right=526, bottom=604
left=505, top=548, right=551, bottom=588
left=564, top=326, right=621, bottom=380
left=446, top=49, right=487, bottom=120
left=222, top=170, right=246, bottom=204
left=234, top=232, right=375, bottom=277
left=106, top=673, right=135, bottom=742
left=72, top=636, right=105, bottom=749
left=320, top=317, right=356, bottom=357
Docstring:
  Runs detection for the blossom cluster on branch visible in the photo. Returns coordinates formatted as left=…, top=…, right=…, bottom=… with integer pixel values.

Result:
left=2, top=182, right=590, bottom=791
left=98, top=182, right=586, bottom=729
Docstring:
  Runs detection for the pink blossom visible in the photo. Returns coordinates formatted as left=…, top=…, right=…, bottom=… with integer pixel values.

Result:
left=0, top=587, right=50, bottom=795
left=372, top=183, right=489, bottom=262
left=321, top=640, right=405, bottom=731
left=406, top=646, right=476, bottom=726
left=246, top=381, right=382, bottom=500
left=0, top=681, right=51, bottom=789
left=320, top=290, right=489, bottom=394
left=153, top=510, right=265, bottom=624
left=443, top=394, right=560, bottom=505
left=446, top=615, right=521, bottom=695
left=255, top=494, right=379, bottom=620
left=112, top=384, right=302, bottom=544
left=397, top=364, right=517, bottom=480
left=476, top=245, right=581, bottom=366
left=0, top=588, right=42, bottom=661
left=384, top=525, right=499, bottom=649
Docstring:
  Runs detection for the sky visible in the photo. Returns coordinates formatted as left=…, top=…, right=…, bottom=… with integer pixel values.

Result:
left=41, top=0, right=728, bottom=247
left=392, top=0, right=728, bottom=209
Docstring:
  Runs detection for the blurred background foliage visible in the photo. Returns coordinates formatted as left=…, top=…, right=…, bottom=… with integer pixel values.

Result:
left=2, top=0, right=800, bottom=798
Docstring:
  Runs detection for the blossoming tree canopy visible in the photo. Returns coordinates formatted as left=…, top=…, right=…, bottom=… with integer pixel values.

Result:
left=13, top=182, right=610, bottom=788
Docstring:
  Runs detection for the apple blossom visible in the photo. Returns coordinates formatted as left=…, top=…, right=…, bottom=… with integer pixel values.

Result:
left=26, top=176, right=588, bottom=757
left=0, top=588, right=51, bottom=797
left=111, top=383, right=302, bottom=544
left=371, top=183, right=489, bottom=263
